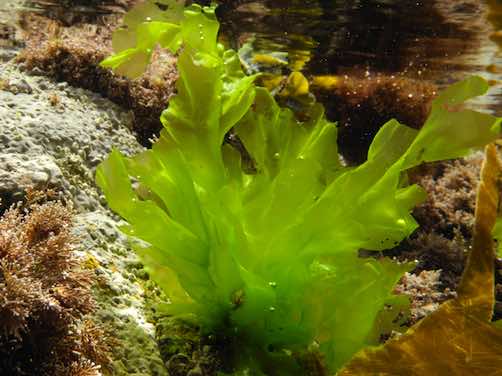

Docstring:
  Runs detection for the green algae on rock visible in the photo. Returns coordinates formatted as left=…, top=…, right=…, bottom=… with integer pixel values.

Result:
left=96, top=2, right=502, bottom=374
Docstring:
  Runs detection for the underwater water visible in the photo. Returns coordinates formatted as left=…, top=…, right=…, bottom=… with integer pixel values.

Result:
left=218, top=0, right=502, bottom=111
left=0, top=1, right=502, bottom=375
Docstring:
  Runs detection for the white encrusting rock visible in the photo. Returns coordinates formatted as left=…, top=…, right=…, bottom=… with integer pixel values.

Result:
left=0, top=54, right=169, bottom=375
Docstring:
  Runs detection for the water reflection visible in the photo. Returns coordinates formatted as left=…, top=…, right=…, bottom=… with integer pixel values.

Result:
left=0, top=0, right=127, bottom=25
left=218, top=0, right=502, bottom=113
left=2, top=0, right=500, bottom=114
left=486, top=0, right=502, bottom=111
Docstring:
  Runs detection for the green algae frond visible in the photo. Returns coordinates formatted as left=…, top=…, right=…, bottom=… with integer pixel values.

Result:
left=96, top=2, right=502, bottom=374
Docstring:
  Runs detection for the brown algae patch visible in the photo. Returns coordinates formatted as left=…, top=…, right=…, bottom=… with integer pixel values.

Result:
left=312, top=74, right=437, bottom=164
left=17, top=10, right=177, bottom=146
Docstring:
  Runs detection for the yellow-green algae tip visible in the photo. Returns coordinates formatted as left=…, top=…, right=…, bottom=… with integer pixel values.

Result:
left=252, top=53, right=288, bottom=66
left=311, top=75, right=341, bottom=91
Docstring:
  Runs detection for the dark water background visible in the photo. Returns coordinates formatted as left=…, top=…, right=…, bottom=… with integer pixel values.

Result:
left=217, top=0, right=502, bottom=113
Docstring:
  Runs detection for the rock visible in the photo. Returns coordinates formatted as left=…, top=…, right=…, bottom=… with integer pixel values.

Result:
left=0, top=58, right=168, bottom=375
left=2, top=78, right=33, bottom=94
left=0, top=61, right=142, bottom=211
left=395, top=270, right=457, bottom=323
left=0, top=153, right=63, bottom=209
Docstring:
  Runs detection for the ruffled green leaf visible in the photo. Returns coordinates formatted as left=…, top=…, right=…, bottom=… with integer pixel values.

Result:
left=97, top=3, right=502, bottom=374
left=401, top=76, right=501, bottom=167
left=101, top=1, right=187, bottom=78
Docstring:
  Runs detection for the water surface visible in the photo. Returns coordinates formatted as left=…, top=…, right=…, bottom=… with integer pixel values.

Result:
left=218, top=0, right=502, bottom=113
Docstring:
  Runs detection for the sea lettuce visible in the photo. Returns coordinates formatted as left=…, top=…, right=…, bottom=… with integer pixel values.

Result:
left=97, top=2, right=501, bottom=373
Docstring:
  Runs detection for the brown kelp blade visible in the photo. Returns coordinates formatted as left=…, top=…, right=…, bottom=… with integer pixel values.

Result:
left=338, top=144, right=502, bottom=376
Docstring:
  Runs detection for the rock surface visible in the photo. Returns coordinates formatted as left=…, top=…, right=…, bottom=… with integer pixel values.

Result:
left=0, top=22, right=169, bottom=374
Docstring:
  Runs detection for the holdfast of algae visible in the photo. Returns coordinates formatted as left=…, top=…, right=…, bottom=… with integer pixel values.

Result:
left=96, top=1, right=502, bottom=374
